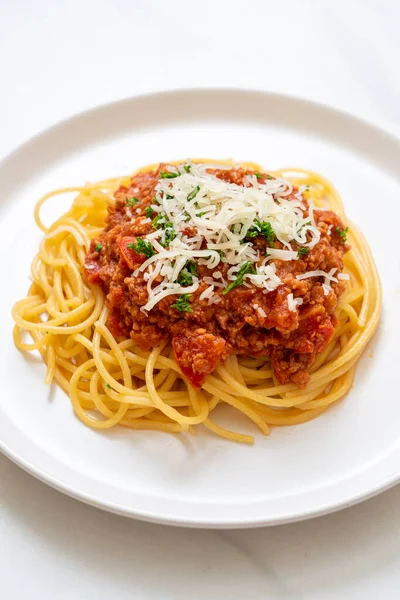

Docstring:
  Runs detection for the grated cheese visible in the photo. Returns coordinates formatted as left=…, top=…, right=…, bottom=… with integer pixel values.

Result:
left=137, top=163, right=323, bottom=311
left=297, top=268, right=338, bottom=296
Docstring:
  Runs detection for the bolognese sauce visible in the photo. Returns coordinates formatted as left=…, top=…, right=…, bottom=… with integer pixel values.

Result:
left=84, top=163, right=349, bottom=388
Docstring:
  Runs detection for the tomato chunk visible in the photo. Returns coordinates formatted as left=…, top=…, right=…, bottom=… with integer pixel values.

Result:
left=172, top=329, right=226, bottom=388
left=118, top=236, right=147, bottom=270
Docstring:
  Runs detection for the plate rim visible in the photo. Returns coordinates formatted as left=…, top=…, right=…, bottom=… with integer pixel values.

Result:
left=1, top=87, right=399, bottom=528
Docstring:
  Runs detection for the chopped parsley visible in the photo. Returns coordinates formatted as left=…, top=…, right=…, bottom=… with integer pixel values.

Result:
left=187, top=185, right=200, bottom=202
left=298, top=247, right=309, bottom=257
left=177, top=260, right=197, bottom=286
left=336, top=226, right=348, bottom=243
left=145, top=206, right=155, bottom=218
left=171, top=293, right=193, bottom=312
left=218, top=250, right=225, bottom=259
left=152, top=213, right=165, bottom=229
left=105, top=383, right=112, bottom=389
left=183, top=164, right=191, bottom=173
left=162, top=227, right=177, bottom=247
left=160, top=170, right=180, bottom=179
left=126, top=196, right=139, bottom=206
left=95, top=243, right=103, bottom=252
left=266, top=174, right=273, bottom=180
left=152, top=213, right=176, bottom=247
left=222, top=261, right=256, bottom=295
left=177, top=271, right=193, bottom=287
left=127, top=239, right=155, bottom=258
left=254, top=172, right=264, bottom=179
left=247, top=220, right=276, bottom=245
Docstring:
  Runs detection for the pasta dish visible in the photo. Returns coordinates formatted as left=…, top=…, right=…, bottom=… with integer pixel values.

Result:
left=12, top=159, right=381, bottom=444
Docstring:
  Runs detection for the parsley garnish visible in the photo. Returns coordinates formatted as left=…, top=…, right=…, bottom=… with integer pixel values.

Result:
left=254, top=172, right=264, bottom=179
left=218, top=250, right=225, bottom=259
left=127, top=239, right=155, bottom=258
left=187, top=185, right=200, bottom=202
left=160, top=170, right=180, bottom=179
left=152, top=213, right=165, bottom=229
left=171, top=293, right=193, bottom=312
left=162, top=227, right=177, bottom=247
left=177, top=260, right=198, bottom=286
left=95, top=243, right=103, bottom=252
left=145, top=206, right=155, bottom=218
left=222, top=262, right=256, bottom=295
left=177, top=271, right=193, bottom=286
left=247, top=220, right=276, bottom=245
left=298, top=247, right=309, bottom=257
left=183, top=165, right=191, bottom=173
left=126, top=197, right=139, bottom=206
left=266, top=174, right=273, bottom=180
left=336, top=226, right=348, bottom=243
left=151, top=213, right=176, bottom=247
left=105, top=383, right=112, bottom=389
left=186, top=260, right=197, bottom=276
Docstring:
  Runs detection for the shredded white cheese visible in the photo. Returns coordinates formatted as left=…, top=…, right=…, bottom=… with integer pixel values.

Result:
left=297, top=268, right=338, bottom=296
left=137, top=162, right=323, bottom=311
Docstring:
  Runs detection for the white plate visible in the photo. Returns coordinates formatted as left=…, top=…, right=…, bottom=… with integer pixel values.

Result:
left=0, top=89, right=399, bottom=528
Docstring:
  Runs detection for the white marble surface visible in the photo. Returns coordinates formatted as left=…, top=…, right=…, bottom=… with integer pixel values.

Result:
left=1, top=1, right=400, bottom=597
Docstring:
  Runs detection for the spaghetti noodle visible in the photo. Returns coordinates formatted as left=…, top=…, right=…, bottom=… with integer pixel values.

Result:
left=12, top=161, right=381, bottom=444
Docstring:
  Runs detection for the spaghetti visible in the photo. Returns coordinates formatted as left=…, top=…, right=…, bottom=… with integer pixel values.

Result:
left=12, top=161, right=381, bottom=444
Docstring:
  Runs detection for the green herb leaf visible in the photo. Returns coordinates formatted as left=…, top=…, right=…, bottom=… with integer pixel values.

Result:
left=186, top=260, right=197, bottom=276
left=145, top=206, right=155, bottom=218
left=297, top=247, right=309, bottom=257
left=222, top=262, right=256, bottom=295
left=152, top=213, right=165, bottom=230
left=171, top=293, right=193, bottom=312
left=162, top=227, right=177, bottom=248
left=177, top=270, right=193, bottom=286
left=95, top=243, right=103, bottom=252
left=127, top=239, right=155, bottom=258
left=160, top=170, right=180, bottom=179
left=151, top=213, right=176, bottom=247
left=105, top=383, right=112, bottom=389
left=126, top=196, right=139, bottom=206
left=336, top=226, right=348, bottom=243
left=254, top=172, right=264, bottom=179
left=218, top=250, right=225, bottom=259
left=183, top=164, right=191, bottom=173
left=247, top=220, right=275, bottom=245
left=177, top=260, right=198, bottom=286
left=266, top=174, right=273, bottom=180
left=187, top=185, right=200, bottom=202
left=152, top=213, right=174, bottom=230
